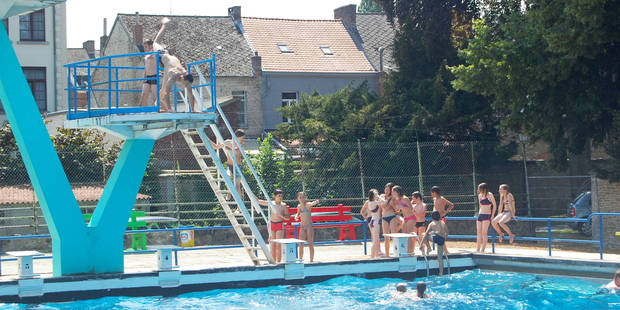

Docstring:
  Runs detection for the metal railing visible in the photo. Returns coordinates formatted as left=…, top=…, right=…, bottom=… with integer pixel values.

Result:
left=64, top=52, right=217, bottom=120
left=0, top=214, right=618, bottom=276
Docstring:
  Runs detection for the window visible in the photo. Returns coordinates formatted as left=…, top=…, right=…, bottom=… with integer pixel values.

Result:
left=277, top=44, right=292, bottom=53
left=320, top=46, right=333, bottom=55
left=2, top=18, right=8, bottom=33
left=20, top=9, right=45, bottom=41
left=23, top=67, right=47, bottom=111
left=281, top=92, right=297, bottom=123
left=232, top=90, right=247, bottom=128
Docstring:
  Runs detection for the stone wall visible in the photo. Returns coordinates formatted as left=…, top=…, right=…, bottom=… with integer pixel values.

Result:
left=592, top=177, right=620, bottom=250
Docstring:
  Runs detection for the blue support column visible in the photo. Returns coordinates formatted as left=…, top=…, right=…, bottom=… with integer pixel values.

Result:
left=89, top=139, right=155, bottom=273
left=0, top=24, right=90, bottom=276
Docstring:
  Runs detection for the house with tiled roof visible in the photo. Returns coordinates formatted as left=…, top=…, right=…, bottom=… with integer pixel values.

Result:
left=355, top=11, right=397, bottom=72
left=101, top=12, right=262, bottom=136
left=234, top=6, right=379, bottom=130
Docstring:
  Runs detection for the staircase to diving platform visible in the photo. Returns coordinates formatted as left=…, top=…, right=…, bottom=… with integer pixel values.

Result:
left=64, top=53, right=276, bottom=265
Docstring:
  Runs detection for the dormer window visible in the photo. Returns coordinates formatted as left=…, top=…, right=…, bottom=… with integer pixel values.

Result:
left=278, top=44, right=292, bottom=53
left=320, top=46, right=333, bottom=55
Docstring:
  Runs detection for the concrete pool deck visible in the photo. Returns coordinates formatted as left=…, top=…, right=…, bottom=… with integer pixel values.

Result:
left=0, top=241, right=618, bottom=280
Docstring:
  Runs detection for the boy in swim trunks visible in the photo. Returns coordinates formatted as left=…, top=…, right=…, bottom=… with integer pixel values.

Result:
left=258, top=189, right=290, bottom=263
left=209, top=129, right=246, bottom=210
left=295, top=192, right=319, bottom=262
left=140, top=18, right=169, bottom=107
left=420, top=211, right=448, bottom=276
left=431, top=186, right=454, bottom=254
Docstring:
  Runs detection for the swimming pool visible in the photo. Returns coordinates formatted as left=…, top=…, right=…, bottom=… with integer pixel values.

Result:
left=1, top=270, right=618, bottom=309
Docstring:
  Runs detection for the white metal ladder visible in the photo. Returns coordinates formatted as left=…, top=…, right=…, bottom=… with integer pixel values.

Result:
left=177, top=65, right=278, bottom=265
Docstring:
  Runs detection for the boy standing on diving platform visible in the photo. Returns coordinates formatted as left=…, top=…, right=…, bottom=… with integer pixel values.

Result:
left=140, top=17, right=197, bottom=112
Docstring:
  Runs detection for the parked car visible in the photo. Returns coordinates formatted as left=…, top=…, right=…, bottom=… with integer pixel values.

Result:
left=567, top=191, right=592, bottom=235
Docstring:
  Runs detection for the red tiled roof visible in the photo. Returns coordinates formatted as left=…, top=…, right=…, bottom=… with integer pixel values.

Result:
left=241, top=17, right=374, bottom=73
left=0, top=185, right=151, bottom=205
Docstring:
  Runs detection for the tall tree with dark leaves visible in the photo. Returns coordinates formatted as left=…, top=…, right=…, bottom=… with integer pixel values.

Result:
left=451, top=0, right=620, bottom=177
left=358, top=0, right=383, bottom=13
left=374, top=0, right=500, bottom=147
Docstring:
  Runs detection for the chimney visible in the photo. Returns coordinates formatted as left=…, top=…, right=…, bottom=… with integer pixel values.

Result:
left=251, top=51, right=262, bottom=77
left=132, top=12, right=143, bottom=47
left=228, top=6, right=241, bottom=23
left=82, top=40, right=95, bottom=58
left=100, top=18, right=109, bottom=52
left=334, top=4, right=357, bottom=30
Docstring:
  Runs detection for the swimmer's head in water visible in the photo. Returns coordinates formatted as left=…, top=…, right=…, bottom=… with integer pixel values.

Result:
left=416, top=281, right=426, bottom=298
left=396, top=283, right=407, bottom=293
left=431, top=211, right=441, bottom=221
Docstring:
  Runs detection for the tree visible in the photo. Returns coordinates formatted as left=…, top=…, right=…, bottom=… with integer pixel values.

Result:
left=358, top=0, right=383, bottom=13
left=450, top=0, right=620, bottom=174
left=373, top=0, right=501, bottom=144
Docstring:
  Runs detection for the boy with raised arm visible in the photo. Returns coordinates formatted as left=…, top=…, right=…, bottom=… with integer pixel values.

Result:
left=420, top=211, right=448, bottom=276
left=140, top=17, right=169, bottom=107
left=257, top=189, right=290, bottom=263
left=208, top=129, right=246, bottom=208
left=296, top=192, right=319, bottom=262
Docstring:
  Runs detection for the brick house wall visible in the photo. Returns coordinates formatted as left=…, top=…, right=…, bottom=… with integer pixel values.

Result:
left=593, top=177, right=620, bottom=250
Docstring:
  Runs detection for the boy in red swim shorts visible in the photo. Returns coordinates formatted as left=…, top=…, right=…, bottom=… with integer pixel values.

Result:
left=258, top=189, right=290, bottom=263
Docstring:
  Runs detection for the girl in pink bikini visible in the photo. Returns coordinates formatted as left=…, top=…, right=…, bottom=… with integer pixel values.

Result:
left=392, top=186, right=415, bottom=254
left=476, top=183, right=497, bottom=252
left=361, top=189, right=385, bottom=258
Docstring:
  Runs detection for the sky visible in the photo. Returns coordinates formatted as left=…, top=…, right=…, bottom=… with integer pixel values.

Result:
left=66, top=0, right=362, bottom=49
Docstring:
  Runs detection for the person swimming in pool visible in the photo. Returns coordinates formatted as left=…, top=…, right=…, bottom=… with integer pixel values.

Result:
left=415, top=281, right=431, bottom=299
left=420, top=211, right=448, bottom=276
left=604, top=269, right=620, bottom=293
left=295, top=191, right=319, bottom=262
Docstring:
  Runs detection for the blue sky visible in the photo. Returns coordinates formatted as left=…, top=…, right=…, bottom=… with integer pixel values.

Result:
left=67, top=0, right=362, bottom=48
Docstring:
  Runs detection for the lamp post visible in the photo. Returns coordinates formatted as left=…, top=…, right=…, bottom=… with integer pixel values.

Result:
left=519, top=134, right=532, bottom=217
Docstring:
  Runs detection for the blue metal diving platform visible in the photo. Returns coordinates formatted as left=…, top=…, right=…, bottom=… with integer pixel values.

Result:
left=64, top=52, right=219, bottom=139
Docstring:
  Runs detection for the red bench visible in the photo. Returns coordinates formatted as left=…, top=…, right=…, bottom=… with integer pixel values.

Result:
left=284, top=204, right=360, bottom=241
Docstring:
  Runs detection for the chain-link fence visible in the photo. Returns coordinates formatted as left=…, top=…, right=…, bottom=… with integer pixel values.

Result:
left=0, top=138, right=593, bottom=236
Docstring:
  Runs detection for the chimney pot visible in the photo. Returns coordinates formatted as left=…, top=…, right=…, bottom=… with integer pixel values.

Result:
left=228, top=6, right=241, bottom=22
left=251, top=53, right=262, bottom=77
left=334, top=4, right=357, bottom=30
left=82, top=40, right=95, bottom=58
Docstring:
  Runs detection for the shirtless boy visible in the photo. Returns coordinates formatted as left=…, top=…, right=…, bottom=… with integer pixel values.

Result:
left=420, top=211, right=448, bottom=276
left=392, top=186, right=415, bottom=254
left=209, top=129, right=246, bottom=205
left=258, top=189, right=290, bottom=263
left=296, top=192, right=319, bottom=262
left=431, top=186, right=454, bottom=254
left=140, top=18, right=169, bottom=107
left=411, top=191, right=427, bottom=253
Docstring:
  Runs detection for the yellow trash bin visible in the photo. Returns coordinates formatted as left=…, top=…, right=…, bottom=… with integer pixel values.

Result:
left=179, top=226, right=195, bottom=247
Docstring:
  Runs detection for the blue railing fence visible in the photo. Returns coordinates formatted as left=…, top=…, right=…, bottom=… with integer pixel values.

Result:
left=65, top=52, right=216, bottom=120
left=0, top=214, right=618, bottom=276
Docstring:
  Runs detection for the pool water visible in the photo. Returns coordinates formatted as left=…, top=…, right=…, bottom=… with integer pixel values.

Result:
left=2, top=270, right=619, bottom=309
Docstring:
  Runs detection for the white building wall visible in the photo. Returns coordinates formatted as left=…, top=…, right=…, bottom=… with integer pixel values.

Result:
left=2, top=3, right=66, bottom=114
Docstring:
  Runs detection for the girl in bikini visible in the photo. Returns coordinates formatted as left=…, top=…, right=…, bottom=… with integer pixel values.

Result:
left=492, top=184, right=516, bottom=243
left=296, top=192, right=319, bottom=262
left=476, top=183, right=497, bottom=253
left=392, top=186, right=415, bottom=254
left=411, top=191, right=427, bottom=253
left=380, top=183, right=401, bottom=256
left=361, top=189, right=385, bottom=258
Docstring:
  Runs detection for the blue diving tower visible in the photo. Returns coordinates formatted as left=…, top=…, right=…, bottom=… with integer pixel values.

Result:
left=0, top=0, right=275, bottom=277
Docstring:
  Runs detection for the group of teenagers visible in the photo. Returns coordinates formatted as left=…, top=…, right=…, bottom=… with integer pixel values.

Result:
left=257, top=181, right=518, bottom=275
left=361, top=182, right=518, bottom=271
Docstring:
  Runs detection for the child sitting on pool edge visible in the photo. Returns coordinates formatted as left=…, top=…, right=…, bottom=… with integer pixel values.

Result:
left=296, top=192, right=319, bottom=262
left=420, top=211, right=448, bottom=276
